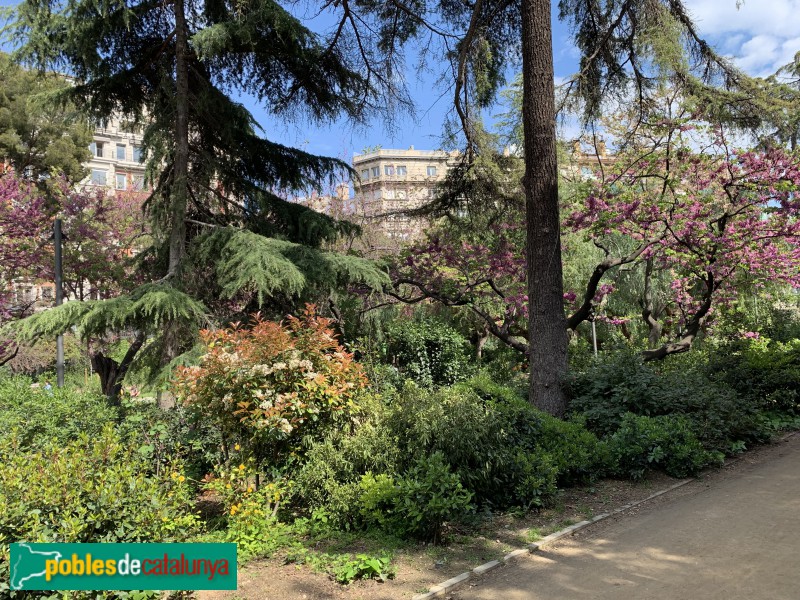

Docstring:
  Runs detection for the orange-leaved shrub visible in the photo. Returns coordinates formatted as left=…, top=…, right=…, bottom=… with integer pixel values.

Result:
left=175, top=305, right=366, bottom=471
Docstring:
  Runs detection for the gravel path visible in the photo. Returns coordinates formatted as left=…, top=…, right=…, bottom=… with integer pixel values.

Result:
left=452, top=433, right=800, bottom=600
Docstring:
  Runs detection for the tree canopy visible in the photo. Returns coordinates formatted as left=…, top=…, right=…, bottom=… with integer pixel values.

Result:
left=0, top=52, right=92, bottom=184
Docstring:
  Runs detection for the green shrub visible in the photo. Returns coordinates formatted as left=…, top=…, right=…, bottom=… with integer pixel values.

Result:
left=118, top=399, right=222, bottom=482
left=359, top=453, right=473, bottom=542
left=294, top=376, right=607, bottom=522
left=0, top=425, right=198, bottom=598
left=707, top=337, right=800, bottom=414
left=382, top=377, right=606, bottom=509
left=0, top=375, right=118, bottom=448
left=385, top=318, right=472, bottom=386
left=290, top=394, right=401, bottom=528
left=607, top=413, right=722, bottom=479
left=507, top=450, right=559, bottom=509
left=536, top=414, right=611, bottom=485
left=460, top=375, right=607, bottom=485
left=567, top=349, right=770, bottom=452
left=384, top=380, right=501, bottom=496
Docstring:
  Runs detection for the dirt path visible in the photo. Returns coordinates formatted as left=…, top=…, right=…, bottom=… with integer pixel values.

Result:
left=453, top=433, right=800, bottom=600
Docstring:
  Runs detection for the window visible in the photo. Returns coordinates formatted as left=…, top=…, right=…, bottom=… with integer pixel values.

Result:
left=91, top=169, right=107, bottom=185
left=361, top=169, right=369, bottom=180
left=371, top=166, right=380, bottom=178
left=133, top=146, right=144, bottom=163
left=115, top=173, right=127, bottom=190
left=385, top=189, right=395, bottom=200
left=42, top=287, right=53, bottom=300
left=396, top=190, right=407, bottom=200
left=133, top=175, right=146, bottom=191
left=89, top=142, right=104, bottom=158
left=116, top=144, right=126, bottom=160
left=426, top=166, right=437, bottom=177
left=396, top=165, right=407, bottom=176
left=384, top=165, right=395, bottom=176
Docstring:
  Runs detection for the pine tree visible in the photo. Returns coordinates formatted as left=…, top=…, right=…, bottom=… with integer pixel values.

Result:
left=4, top=0, right=399, bottom=398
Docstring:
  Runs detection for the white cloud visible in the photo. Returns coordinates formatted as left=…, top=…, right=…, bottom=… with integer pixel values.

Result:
left=685, top=0, right=800, bottom=38
left=684, top=0, right=800, bottom=75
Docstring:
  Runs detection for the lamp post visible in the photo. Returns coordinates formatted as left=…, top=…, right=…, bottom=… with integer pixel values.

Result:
left=587, top=305, right=598, bottom=358
left=54, top=218, right=64, bottom=387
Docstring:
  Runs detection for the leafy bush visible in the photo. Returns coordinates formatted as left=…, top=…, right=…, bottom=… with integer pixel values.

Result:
left=118, top=399, right=222, bottom=482
left=176, top=306, right=367, bottom=471
left=707, top=337, right=800, bottom=414
left=507, top=450, right=559, bottom=509
left=607, top=413, right=722, bottom=479
left=0, top=375, right=118, bottom=448
left=294, top=375, right=606, bottom=528
left=370, top=376, right=604, bottom=510
left=567, top=349, right=771, bottom=452
left=359, top=453, right=473, bottom=542
left=0, top=425, right=198, bottom=598
left=536, top=414, right=611, bottom=485
left=384, top=380, right=501, bottom=495
left=290, top=397, right=400, bottom=529
left=385, top=318, right=472, bottom=386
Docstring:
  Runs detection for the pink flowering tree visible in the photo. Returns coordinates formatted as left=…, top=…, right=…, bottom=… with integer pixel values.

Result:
left=392, top=222, right=529, bottom=353
left=0, top=170, right=149, bottom=369
left=392, top=120, right=800, bottom=359
left=50, top=182, right=149, bottom=301
left=0, top=172, right=52, bottom=364
left=568, top=123, right=800, bottom=359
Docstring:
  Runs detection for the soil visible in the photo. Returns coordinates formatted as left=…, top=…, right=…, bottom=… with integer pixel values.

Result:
left=197, top=471, right=684, bottom=600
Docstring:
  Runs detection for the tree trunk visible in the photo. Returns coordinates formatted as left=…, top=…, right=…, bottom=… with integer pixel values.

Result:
left=91, top=331, right=146, bottom=404
left=0, top=342, right=18, bottom=367
left=168, top=0, right=191, bottom=278
left=642, top=274, right=714, bottom=361
left=641, top=257, right=663, bottom=348
left=521, top=0, right=568, bottom=416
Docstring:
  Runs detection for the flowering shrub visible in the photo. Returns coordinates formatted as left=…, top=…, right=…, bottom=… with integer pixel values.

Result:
left=0, top=425, right=198, bottom=598
left=203, top=460, right=293, bottom=559
left=176, top=305, right=367, bottom=470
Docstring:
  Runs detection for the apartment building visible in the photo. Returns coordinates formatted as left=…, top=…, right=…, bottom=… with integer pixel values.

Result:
left=566, top=138, right=616, bottom=179
left=352, top=147, right=460, bottom=240
left=85, top=115, right=147, bottom=191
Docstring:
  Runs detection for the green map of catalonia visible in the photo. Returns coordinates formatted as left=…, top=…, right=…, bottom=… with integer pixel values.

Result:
left=10, top=543, right=62, bottom=590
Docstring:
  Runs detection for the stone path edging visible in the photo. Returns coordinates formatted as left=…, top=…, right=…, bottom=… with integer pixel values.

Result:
left=411, top=430, right=799, bottom=600
left=410, top=478, right=694, bottom=600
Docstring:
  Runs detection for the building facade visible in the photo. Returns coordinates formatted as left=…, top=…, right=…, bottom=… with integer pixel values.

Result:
left=85, top=116, right=147, bottom=191
left=352, top=147, right=460, bottom=240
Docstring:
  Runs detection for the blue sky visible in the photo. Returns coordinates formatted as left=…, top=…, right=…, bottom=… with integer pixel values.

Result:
left=4, top=0, right=800, bottom=160
left=252, top=0, right=800, bottom=160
